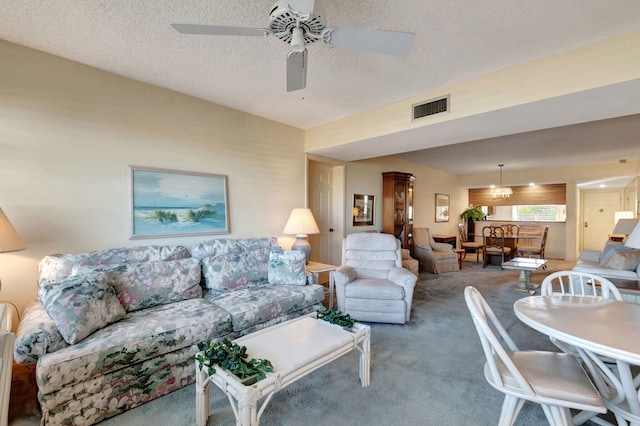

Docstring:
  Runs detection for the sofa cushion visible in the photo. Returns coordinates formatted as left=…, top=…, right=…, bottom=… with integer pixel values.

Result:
left=600, top=249, right=640, bottom=271
left=106, top=258, right=202, bottom=312
left=190, top=237, right=276, bottom=260
left=38, top=272, right=126, bottom=344
left=205, top=284, right=324, bottom=331
left=36, top=298, right=231, bottom=394
left=268, top=248, right=306, bottom=285
left=38, top=245, right=191, bottom=284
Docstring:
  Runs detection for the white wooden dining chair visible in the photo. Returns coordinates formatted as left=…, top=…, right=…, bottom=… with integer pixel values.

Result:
left=464, top=286, right=605, bottom=426
left=540, top=271, right=622, bottom=300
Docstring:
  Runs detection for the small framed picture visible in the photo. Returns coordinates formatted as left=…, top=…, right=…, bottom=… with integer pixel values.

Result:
left=435, top=193, right=450, bottom=222
left=353, top=194, right=375, bottom=226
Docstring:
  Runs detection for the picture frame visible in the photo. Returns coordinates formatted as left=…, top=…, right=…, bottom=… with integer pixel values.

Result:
left=130, top=166, right=229, bottom=239
left=352, top=194, right=375, bottom=226
left=435, top=193, right=450, bottom=222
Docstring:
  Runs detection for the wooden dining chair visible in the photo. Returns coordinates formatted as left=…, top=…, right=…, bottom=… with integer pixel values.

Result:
left=501, top=224, right=519, bottom=260
left=464, top=286, right=605, bottom=425
left=457, top=223, right=484, bottom=263
left=540, top=270, right=622, bottom=300
left=540, top=271, right=623, bottom=369
left=518, top=225, right=549, bottom=267
left=482, top=226, right=511, bottom=268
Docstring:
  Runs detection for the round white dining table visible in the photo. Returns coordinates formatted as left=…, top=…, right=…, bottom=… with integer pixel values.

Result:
left=514, top=295, right=640, bottom=425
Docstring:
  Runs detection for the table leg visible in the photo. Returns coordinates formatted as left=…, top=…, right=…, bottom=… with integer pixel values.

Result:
left=195, top=365, right=210, bottom=426
left=329, top=270, right=335, bottom=308
left=512, top=270, right=536, bottom=295
left=359, top=328, right=371, bottom=387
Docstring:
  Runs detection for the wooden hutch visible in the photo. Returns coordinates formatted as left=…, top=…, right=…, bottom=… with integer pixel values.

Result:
left=382, top=171, right=415, bottom=251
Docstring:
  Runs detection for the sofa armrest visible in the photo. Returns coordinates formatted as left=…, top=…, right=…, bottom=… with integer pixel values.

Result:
left=388, top=267, right=418, bottom=289
left=14, top=301, right=68, bottom=365
left=432, top=242, right=454, bottom=252
left=334, top=265, right=357, bottom=285
left=414, top=244, right=431, bottom=254
left=578, top=250, right=602, bottom=263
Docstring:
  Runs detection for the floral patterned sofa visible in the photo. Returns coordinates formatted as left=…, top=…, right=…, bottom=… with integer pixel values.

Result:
left=14, top=238, right=324, bottom=425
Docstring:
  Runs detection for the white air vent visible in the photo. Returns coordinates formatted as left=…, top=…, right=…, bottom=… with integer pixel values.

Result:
left=412, top=95, right=450, bottom=121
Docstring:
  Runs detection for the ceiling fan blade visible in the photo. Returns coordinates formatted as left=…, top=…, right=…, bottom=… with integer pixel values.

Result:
left=288, top=0, right=315, bottom=15
left=323, top=28, right=416, bottom=56
left=171, top=23, right=271, bottom=37
left=286, top=49, right=307, bottom=92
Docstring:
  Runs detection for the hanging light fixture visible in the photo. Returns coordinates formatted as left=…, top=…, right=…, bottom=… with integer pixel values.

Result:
left=489, top=164, right=513, bottom=200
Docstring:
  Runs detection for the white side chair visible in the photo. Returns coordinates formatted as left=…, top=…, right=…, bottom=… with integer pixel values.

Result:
left=464, top=286, right=605, bottom=425
left=540, top=271, right=622, bottom=366
left=540, top=271, right=622, bottom=300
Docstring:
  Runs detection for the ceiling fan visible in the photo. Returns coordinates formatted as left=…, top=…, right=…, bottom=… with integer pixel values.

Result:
left=171, top=0, right=415, bottom=92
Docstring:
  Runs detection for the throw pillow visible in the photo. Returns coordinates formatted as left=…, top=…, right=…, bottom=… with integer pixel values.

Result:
left=268, top=248, right=307, bottom=286
left=202, top=252, right=252, bottom=292
left=38, top=272, right=126, bottom=344
left=598, top=242, right=632, bottom=267
left=107, top=258, right=202, bottom=312
left=600, top=249, right=640, bottom=271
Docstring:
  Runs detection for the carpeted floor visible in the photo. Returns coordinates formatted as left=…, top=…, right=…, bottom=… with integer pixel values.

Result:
left=12, top=258, right=604, bottom=426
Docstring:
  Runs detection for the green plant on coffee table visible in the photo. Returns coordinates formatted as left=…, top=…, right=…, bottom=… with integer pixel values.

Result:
left=196, top=338, right=274, bottom=382
left=317, top=306, right=355, bottom=328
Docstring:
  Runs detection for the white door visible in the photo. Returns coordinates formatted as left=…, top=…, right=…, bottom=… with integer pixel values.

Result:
left=582, top=190, right=623, bottom=251
left=308, top=160, right=334, bottom=263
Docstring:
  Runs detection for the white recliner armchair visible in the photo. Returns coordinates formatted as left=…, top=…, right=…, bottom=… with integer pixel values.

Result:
left=334, top=233, right=418, bottom=324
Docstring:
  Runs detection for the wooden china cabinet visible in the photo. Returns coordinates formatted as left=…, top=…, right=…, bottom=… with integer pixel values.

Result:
left=382, top=172, right=415, bottom=252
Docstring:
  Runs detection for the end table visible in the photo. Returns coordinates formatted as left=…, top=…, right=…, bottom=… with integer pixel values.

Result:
left=305, top=262, right=337, bottom=308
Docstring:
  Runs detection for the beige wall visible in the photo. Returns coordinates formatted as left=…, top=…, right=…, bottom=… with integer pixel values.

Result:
left=344, top=156, right=467, bottom=236
left=0, top=40, right=306, bottom=320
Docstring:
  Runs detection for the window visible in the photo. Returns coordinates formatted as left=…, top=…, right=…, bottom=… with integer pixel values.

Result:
left=513, top=205, right=566, bottom=222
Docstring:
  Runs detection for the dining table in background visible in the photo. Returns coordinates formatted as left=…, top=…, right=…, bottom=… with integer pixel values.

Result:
left=514, top=295, right=640, bottom=425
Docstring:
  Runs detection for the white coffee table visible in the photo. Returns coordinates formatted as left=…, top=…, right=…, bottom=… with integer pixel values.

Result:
left=195, top=313, right=371, bottom=426
left=501, top=257, right=548, bottom=295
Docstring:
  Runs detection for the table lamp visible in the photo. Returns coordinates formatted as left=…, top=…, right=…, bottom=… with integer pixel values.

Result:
left=283, top=208, right=319, bottom=264
left=625, top=222, right=640, bottom=249
left=0, top=208, right=26, bottom=291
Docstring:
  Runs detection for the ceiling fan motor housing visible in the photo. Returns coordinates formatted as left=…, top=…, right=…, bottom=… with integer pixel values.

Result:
left=268, top=0, right=326, bottom=45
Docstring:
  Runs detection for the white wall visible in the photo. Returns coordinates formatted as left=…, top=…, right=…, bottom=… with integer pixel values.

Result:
left=0, top=40, right=306, bottom=321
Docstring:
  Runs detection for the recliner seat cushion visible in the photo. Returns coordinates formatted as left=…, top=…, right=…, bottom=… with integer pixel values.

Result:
left=345, top=279, right=405, bottom=300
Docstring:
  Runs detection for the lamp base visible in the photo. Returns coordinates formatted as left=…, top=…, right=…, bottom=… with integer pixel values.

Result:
left=291, top=234, right=311, bottom=264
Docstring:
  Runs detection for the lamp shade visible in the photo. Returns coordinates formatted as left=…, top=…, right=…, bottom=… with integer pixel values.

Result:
left=625, top=222, right=640, bottom=249
left=613, top=218, right=639, bottom=235
left=283, top=208, right=320, bottom=235
left=0, top=208, right=25, bottom=253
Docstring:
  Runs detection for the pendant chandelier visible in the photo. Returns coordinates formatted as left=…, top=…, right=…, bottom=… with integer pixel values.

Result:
left=490, top=164, right=513, bottom=200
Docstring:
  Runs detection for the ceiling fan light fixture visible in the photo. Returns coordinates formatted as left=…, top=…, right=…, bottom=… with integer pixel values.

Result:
left=490, top=164, right=513, bottom=200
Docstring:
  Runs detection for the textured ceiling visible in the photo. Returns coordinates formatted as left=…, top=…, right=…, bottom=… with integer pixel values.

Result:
left=1, top=0, right=640, bottom=180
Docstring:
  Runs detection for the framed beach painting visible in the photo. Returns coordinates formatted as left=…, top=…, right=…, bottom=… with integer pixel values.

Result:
left=130, top=166, right=229, bottom=239
left=435, top=193, right=450, bottom=222
left=352, top=194, right=375, bottom=226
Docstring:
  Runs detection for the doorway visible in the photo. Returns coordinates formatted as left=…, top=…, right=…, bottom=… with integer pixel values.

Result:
left=308, top=158, right=344, bottom=266
left=581, top=190, right=623, bottom=251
